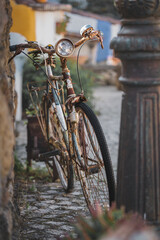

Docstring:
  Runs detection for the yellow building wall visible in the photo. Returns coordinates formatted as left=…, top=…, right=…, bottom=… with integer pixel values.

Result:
left=11, top=0, right=36, bottom=41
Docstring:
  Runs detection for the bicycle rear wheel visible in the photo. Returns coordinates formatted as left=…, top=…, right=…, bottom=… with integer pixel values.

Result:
left=75, top=102, right=115, bottom=210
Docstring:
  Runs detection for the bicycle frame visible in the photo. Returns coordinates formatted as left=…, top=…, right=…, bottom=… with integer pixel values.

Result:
left=44, top=54, right=86, bottom=169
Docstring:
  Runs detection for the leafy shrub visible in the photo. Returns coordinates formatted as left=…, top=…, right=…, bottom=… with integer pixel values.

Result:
left=22, top=58, right=95, bottom=115
left=65, top=205, right=159, bottom=240
left=14, top=153, right=24, bottom=173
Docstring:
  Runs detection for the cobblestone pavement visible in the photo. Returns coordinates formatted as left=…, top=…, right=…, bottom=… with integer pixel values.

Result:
left=14, top=180, right=89, bottom=240
left=93, top=86, right=123, bottom=176
left=14, top=86, right=123, bottom=240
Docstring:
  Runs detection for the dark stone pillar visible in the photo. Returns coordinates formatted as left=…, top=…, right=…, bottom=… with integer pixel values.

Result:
left=110, top=0, right=160, bottom=223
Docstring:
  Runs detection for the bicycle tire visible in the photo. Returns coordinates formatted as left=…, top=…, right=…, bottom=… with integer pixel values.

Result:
left=74, top=102, right=115, bottom=210
left=45, top=98, right=74, bottom=192
left=54, top=155, right=74, bottom=192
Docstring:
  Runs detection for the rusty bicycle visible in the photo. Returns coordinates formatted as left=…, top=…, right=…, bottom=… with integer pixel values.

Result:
left=9, top=25, right=115, bottom=211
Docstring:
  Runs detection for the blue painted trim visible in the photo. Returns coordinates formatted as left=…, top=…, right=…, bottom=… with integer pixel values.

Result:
left=96, top=20, right=111, bottom=62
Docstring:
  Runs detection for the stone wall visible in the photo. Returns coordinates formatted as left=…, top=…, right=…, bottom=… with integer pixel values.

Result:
left=0, top=0, right=15, bottom=239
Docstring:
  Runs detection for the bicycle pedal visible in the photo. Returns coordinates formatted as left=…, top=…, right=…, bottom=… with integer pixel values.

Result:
left=88, top=165, right=100, bottom=175
left=38, top=150, right=60, bottom=161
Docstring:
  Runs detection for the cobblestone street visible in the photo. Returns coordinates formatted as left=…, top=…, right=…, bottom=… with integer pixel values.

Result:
left=14, top=86, right=123, bottom=240
left=93, top=86, right=123, bottom=175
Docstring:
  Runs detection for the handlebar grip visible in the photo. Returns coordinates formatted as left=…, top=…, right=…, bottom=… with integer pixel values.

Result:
left=9, top=45, right=17, bottom=52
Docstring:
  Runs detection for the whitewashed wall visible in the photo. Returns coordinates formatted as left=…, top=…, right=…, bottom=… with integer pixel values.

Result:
left=66, top=12, right=97, bottom=34
left=108, top=23, right=121, bottom=57
left=111, top=24, right=120, bottom=41
left=35, top=11, right=64, bottom=46
left=10, top=32, right=26, bottom=121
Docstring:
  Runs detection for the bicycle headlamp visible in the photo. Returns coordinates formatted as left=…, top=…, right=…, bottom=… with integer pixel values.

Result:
left=55, top=38, right=75, bottom=57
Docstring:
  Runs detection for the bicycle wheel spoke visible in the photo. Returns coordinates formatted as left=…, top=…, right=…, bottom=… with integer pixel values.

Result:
left=83, top=115, right=102, bottom=164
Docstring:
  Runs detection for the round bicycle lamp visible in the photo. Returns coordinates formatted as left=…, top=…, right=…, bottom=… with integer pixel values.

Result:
left=55, top=39, right=75, bottom=57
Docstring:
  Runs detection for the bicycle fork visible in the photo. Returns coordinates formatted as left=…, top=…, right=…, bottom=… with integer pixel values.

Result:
left=47, top=64, right=69, bottom=157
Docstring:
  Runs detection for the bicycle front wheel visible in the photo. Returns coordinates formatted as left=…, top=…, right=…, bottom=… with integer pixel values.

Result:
left=48, top=103, right=74, bottom=192
left=75, top=102, right=115, bottom=210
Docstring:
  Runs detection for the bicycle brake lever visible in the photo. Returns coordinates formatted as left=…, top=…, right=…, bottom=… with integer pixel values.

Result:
left=100, top=38, right=104, bottom=49
left=89, top=31, right=104, bottom=49
left=97, top=32, right=104, bottom=49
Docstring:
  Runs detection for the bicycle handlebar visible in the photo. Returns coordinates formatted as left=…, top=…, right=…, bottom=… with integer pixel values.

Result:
left=75, top=30, right=104, bottom=49
left=9, top=28, right=103, bottom=62
left=9, top=42, right=55, bottom=54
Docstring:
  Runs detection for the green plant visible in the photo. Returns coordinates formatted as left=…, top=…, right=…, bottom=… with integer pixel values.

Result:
left=27, top=167, right=51, bottom=182
left=25, top=104, right=37, bottom=116
left=56, top=15, right=70, bottom=34
left=15, top=159, right=52, bottom=182
left=65, top=205, right=159, bottom=240
left=14, top=153, right=24, bottom=173
left=22, top=58, right=95, bottom=115
left=26, top=202, right=30, bottom=209
left=22, top=60, right=46, bottom=114
left=28, top=180, right=37, bottom=192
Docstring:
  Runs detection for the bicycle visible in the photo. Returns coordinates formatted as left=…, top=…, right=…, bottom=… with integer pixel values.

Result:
left=9, top=24, right=115, bottom=212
